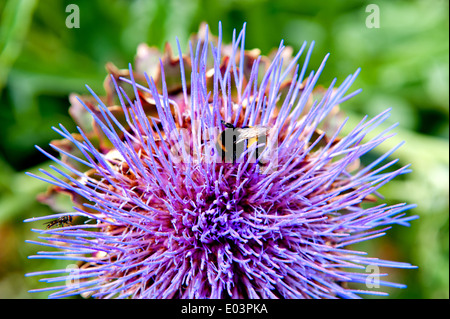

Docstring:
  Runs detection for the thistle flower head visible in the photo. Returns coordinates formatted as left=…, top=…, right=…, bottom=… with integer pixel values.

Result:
left=25, top=23, right=417, bottom=299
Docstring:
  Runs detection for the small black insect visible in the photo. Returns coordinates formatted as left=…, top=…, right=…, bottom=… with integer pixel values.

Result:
left=44, top=215, right=73, bottom=229
left=216, top=120, right=269, bottom=163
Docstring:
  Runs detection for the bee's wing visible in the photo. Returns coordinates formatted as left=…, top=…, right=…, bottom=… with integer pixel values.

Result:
left=236, top=126, right=270, bottom=144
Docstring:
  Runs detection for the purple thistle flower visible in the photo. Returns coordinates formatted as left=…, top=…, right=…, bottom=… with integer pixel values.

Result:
left=25, top=23, right=417, bottom=299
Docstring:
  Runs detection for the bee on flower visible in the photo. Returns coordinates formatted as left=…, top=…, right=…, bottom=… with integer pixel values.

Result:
left=25, top=22, right=417, bottom=299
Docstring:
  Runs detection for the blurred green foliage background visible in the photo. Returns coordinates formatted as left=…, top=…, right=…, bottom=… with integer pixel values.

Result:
left=0, top=0, right=448, bottom=299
